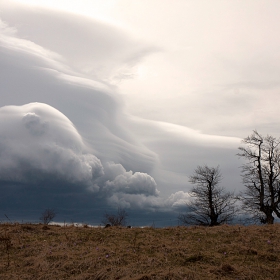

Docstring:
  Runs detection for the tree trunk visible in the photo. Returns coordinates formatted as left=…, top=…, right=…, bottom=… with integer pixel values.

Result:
left=263, top=207, right=274, bottom=224
left=266, top=215, right=274, bottom=224
left=210, top=216, right=219, bottom=226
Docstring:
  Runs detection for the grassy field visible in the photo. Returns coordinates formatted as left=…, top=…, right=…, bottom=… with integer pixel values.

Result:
left=1, top=223, right=280, bottom=279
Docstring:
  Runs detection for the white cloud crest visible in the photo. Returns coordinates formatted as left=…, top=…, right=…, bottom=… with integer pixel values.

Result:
left=165, top=191, right=191, bottom=209
left=104, top=170, right=159, bottom=196
left=0, top=103, right=104, bottom=189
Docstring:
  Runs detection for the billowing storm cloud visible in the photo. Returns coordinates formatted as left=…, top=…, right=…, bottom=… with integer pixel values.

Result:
left=0, top=103, right=103, bottom=189
left=0, top=102, right=161, bottom=203
left=0, top=3, right=244, bottom=225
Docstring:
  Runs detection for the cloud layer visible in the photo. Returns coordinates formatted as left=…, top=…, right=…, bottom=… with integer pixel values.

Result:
left=0, top=2, right=157, bottom=82
left=0, top=3, right=245, bottom=225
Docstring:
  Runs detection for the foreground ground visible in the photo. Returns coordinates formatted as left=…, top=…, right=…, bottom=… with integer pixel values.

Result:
left=0, top=223, right=280, bottom=279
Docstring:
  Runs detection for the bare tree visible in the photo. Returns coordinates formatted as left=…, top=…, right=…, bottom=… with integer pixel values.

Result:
left=237, top=130, right=280, bottom=224
left=178, top=165, right=236, bottom=226
left=102, top=207, right=128, bottom=227
left=39, top=209, right=56, bottom=225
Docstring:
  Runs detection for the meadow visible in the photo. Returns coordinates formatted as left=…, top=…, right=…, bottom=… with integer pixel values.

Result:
left=1, top=223, right=280, bottom=279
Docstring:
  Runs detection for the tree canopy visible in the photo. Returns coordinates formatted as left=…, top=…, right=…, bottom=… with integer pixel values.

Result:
left=178, top=165, right=236, bottom=226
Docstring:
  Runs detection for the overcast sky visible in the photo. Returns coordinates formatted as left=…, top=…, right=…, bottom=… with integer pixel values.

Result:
left=0, top=0, right=279, bottom=226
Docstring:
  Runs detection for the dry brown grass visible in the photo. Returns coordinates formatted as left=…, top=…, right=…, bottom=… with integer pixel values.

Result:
left=1, top=223, right=280, bottom=279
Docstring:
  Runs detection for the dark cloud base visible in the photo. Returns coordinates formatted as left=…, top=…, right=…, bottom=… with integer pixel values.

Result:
left=0, top=181, right=179, bottom=227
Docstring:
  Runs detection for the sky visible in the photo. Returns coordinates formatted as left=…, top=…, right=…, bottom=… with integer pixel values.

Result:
left=0, top=0, right=279, bottom=226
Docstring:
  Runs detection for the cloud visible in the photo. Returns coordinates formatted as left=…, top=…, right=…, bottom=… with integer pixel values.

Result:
left=0, top=17, right=64, bottom=75
left=165, top=191, right=191, bottom=210
left=103, top=164, right=159, bottom=196
left=22, top=112, right=48, bottom=136
left=0, top=16, right=158, bottom=174
left=88, top=161, right=161, bottom=209
left=104, top=190, right=191, bottom=212
left=0, top=103, right=104, bottom=191
left=107, top=171, right=158, bottom=196
left=0, top=3, right=158, bottom=83
left=0, top=102, right=162, bottom=212
left=0, top=18, right=16, bottom=35
left=107, top=193, right=162, bottom=210
left=0, top=98, right=237, bottom=218
left=0, top=4, right=247, bottom=225
left=108, top=1, right=280, bottom=138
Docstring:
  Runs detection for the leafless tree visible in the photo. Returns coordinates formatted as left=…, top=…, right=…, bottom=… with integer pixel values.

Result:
left=237, top=130, right=280, bottom=224
left=39, top=209, right=56, bottom=225
left=178, top=165, right=236, bottom=226
left=102, top=207, right=128, bottom=227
